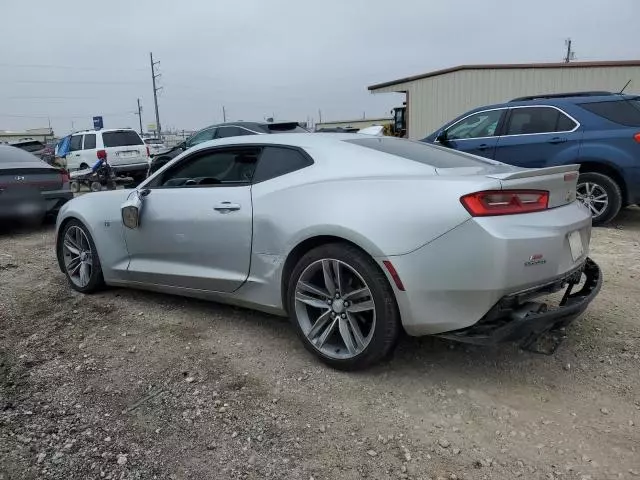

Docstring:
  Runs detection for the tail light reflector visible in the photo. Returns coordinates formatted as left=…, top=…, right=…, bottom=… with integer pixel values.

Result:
left=460, top=190, right=549, bottom=216
left=634, top=132, right=640, bottom=143
left=382, top=260, right=405, bottom=291
left=60, top=170, right=70, bottom=183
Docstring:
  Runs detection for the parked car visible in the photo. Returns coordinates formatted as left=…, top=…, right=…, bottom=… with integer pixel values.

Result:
left=148, top=121, right=307, bottom=174
left=10, top=139, right=55, bottom=164
left=64, top=129, right=150, bottom=184
left=0, top=145, right=72, bottom=224
left=144, top=138, right=168, bottom=156
left=423, top=92, right=640, bottom=224
left=55, top=134, right=601, bottom=369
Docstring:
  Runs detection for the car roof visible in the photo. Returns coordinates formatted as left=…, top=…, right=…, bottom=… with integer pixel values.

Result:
left=189, top=132, right=364, bottom=152
left=72, top=128, right=139, bottom=135
left=469, top=93, right=638, bottom=112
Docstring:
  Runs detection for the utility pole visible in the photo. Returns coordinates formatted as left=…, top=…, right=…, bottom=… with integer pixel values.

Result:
left=564, top=38, right=575, bottom=63
left=318, top=109, right=322, bottom=124
left=222, top=106, right=227, bottom=122
left=150, top=52, right=162, bottom=139
left=135, top=98, right=143, bottom=136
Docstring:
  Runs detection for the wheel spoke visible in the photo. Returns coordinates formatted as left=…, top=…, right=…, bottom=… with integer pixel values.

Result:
left=592, top=198, right=608, bottom=204
left=338, top=317, right=357, bottom=355
left=322, top=260, right=336, bottom=296
left=342, top=287, right=369, bottom=301
left=346, top=312, right=366, bottom=350
left=316, top=318, right=338, bottom=347
left=297, top=281, right=331, bottom=300
left=306, top=310, right=332, bottom=341
left=79, top=263, right=90, bottom=286
left=586, top=183, right=594, bottom=195
left=75, top=228, right=83, bottom=251
left=592, top=194, right=607, bottom=201
left=68, top=259, right=82, bottom=276
left=347, top=299, right=374, bottom=313
left=295, top=292, right=331, bottom=310
left=588, top=204, right=599, bottom=215
left=64, top=238, right=81, bottom=256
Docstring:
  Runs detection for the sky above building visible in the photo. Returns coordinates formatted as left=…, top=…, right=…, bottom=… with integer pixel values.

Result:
left=1, top=0, right=639, bottom=135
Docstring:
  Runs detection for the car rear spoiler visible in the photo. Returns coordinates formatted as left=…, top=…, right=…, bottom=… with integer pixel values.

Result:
left=484, top=164, right=580, bottom=181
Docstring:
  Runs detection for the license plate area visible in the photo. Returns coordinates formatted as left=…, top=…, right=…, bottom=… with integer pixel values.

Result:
left=568, top=230, right=584, bottom=262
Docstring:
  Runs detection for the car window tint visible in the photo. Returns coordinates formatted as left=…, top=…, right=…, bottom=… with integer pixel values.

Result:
left=69, top=135, right=83, bottom=152
left=186, top=127, right=217, bottom=148
left=266, top=123, right=307, bottom=133
left=252, top=146, right=313, bottom=183
left=217, top=126, right=252, bottom=138
left=159, top=147, right=261, bottom=188
left=345, top=137, right=494, bottom=168
left=0, top=145, right=41, bottom=163
left=102, top=130, right=143, bottom=147
left=446, top=110, right=502, bottom=140
left=580, top=99, right=640, bottom=127
left=505, top=107, right=574, bottom=135
left=15, top=141, right=44, bottom=152
left=83, top=134, right=96, bottom=149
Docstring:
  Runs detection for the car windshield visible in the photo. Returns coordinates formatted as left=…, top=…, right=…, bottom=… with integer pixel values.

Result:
left=580, top=98, right=640, bottom=127
left=345, top=137, right=494, bottom=168
left=13, top=141, right=44, bottom=152
left=102, top=131, right=144, bottom=147
left=144, top=138, right=164, bottom=144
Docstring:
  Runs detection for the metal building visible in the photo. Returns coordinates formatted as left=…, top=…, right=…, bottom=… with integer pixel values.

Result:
left=315, top=117, right=392, bottom=131
left=368, top=60, right=640, bottom=140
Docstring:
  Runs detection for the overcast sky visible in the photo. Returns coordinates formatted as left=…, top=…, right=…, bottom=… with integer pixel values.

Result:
left=1, top=0, right=639, bottom=135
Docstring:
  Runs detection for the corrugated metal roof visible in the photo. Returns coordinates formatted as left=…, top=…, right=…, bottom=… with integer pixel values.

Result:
left=368, top=60, right=640, bottom=91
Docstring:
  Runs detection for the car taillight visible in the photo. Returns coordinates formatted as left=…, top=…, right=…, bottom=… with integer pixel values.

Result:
left=97, top=149, right=107, bottom=159
left=634, top=132, right=640, bottom=143
left=60, top=170, right=70, bottom=183
left=460, top=190, right=549, bottom=216
left=146, top=145, right=150, bottom=157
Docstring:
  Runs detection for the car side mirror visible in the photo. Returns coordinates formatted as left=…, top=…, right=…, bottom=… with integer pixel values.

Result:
left=121, top=190, right=144, bottom=229
left=435, top=130, right=449, bottom=144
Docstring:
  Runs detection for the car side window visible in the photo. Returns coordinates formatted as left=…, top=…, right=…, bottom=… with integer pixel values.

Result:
left=505, top=107, right=576, bottom=135
left=445, top=110, right=503, bottom=140
left=83, top=134, right=96, bottom=150
left=186, top=127, right=217, bottom=148
left=252, top=146, right=313, bottom=183
left=216, top=126, right=252, bottom=139
left=152, top=147, right=262, bottom=188
left=69, top=135, right=83, bottom=152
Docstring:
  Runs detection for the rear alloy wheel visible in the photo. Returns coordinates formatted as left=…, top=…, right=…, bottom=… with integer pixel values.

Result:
left=288, top=243, right=400, bottom=370
left=576, top=172, right=622, bottom=225
left=59, top=220, right=104, bottom=293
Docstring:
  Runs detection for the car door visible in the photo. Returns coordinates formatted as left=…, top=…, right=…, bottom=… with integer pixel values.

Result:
left=493, top=106, right=582, bottom=168
left=65, top=134, right=85, bottom=170
left=78, top=132, right=97, bottom=168
left=122, top=145, right=261, bottom=293
left=437, top=109, right=507, bottom=159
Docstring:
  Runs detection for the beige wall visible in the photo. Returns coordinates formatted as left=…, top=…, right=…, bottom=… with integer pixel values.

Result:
left=372, top=66, right=640, bottom=139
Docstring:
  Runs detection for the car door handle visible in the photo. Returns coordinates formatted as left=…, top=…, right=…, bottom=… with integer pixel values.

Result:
left=549, top=137, right=567, bottom=144
left=477, top=143, right=490, bottom=150
left=213, top=202, right=241, bottom=212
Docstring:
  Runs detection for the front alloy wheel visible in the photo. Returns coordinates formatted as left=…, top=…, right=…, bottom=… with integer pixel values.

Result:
left=59, top=220, right=104, bottom=293
left=288, top=243, right=400, bottom=370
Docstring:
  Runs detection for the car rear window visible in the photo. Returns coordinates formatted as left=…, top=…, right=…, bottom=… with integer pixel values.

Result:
left=102, top=130, right=144, bottom=147
left=344, top=137, right=494, bottom=168
left=267, top=122, right=308, bottom=133
left=13, top=141, right=44, bottom=152
left=0, top=145, right=41, bottom=163
left=580, top=98, right=640, bottom=127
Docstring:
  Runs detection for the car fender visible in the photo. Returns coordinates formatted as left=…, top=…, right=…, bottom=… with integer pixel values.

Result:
left=56, top=190, right=133, bottom=281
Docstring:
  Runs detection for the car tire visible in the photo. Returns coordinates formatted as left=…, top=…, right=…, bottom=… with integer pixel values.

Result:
left=80, top=163, right=89, bottom=170
left=577, top=172, right=622, bottom=225
left=70, top=181, right=81, bottom=193
left=57, top=220, right=105, bottom=293
left=287, top=243, right=400, bottom=370
left=90, top=181, right=102, bottom=192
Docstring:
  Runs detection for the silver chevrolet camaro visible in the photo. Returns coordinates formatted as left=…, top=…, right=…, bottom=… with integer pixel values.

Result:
left=55, top=134, right=602, bottom=369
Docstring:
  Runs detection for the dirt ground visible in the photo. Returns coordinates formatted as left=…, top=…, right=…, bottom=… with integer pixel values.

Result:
left=1, top=209, right=639, bottom=480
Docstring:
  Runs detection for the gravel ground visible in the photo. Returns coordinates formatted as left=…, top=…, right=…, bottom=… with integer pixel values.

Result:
left=1, top=209, right=639, bottom=480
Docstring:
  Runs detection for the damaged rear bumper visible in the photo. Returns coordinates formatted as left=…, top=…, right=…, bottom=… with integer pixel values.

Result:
left=436, top=258, right=602, bottom=347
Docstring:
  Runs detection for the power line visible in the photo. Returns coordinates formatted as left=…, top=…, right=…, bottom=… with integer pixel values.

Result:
left=0, top=111, right=133, bottom=119
left=0, top=79, right=147, bottom=85
left=0, top=62, right=147, bottom=71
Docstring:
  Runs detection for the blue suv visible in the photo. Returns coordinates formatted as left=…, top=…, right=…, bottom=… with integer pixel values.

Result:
left=423, top=92, right=640, bottom=224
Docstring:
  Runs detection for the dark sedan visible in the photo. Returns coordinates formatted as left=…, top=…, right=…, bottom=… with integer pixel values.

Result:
left=148, top=121, right=307, bottom=174
left=0, top=145, right=73, bottom=224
